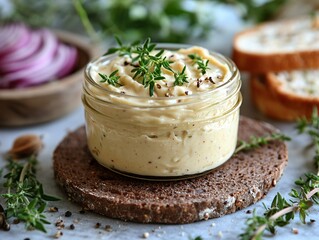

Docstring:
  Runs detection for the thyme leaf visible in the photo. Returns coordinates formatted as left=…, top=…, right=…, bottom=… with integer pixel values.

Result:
left=99, top=70, right=122, bottom=87
left=240, top=108, right=319, bottom=240
left=296, top=108, right=319, bottom=171
left=174, top=65, right=188, bottom=86
left=235, top=133, right=291, bottom=154
left=99, top=37, right=194, bottom=96
left=1, top=155, right=59, bottom=232
left=188, top=53, right=210, bottom=75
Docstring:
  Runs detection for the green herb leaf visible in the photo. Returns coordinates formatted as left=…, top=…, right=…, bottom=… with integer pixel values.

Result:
left=100, top=37, right=202, bottom=96
left=239, top=108, right=319, bottom=240
left=174, top=65, right=188, bottom=86
left=1, top=155, right=60, bottom=232
left=188, top=53, right=210, bottom=75
left=99, top=70, right=122, bottom=87
left=235, top=133, right=290, bottom=154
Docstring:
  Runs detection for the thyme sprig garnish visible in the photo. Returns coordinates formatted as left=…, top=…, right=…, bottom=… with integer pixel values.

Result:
left=101, top=37, right=199, bottom=96
left=234, top=133, right=291, bottom=154
left=99, top=70, right=122, bottom=87
left=173, top=65, right=188, bottom=86
left=103, top=37, right=175, bottom=96
left=104, top=36, right=140, bottom=58
left=240, top=108, right=319, bottom=240
left=188, top=53, right=210, bottom=75
left=130, top=38, right=173, bottom=96
left=1, top=156, right=59, bottom=232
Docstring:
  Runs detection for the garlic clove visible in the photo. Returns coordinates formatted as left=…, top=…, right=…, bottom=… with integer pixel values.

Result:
left=9, top=134, right=43, bottom=158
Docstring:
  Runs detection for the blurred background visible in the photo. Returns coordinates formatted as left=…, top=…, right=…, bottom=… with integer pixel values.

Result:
left=0, top=0, right=318, bottom=126
left=1, top=0, right=317, bottom=56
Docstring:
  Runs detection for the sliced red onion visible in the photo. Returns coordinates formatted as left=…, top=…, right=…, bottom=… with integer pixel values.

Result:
left=0, top=29, right=58, bottom=73
left=0, top=30, right=42, bottom=64
left=57, top=45, right=78, bottom=78
left=0, top=43, right=77, bottom=88
left=0, top=24, right=31, bottom=57
left=0, top=23, right=79, bottom=89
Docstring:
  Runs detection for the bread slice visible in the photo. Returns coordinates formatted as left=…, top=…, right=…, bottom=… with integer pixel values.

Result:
left=250, top=71, right=319, bottom=121
left=53, top=118, right=288, bottom=224
left=233, top=16, right=319, bottom=73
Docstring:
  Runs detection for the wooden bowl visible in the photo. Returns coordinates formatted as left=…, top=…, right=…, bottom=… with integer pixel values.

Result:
left=0, top=30, right=97, bottom=127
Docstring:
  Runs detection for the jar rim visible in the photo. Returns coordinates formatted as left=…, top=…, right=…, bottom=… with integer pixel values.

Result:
left=84, top=43, right=240, bottom=102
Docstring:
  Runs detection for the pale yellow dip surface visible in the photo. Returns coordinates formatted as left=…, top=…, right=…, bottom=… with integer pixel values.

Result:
left=84, top=46, right=241, bottom=177
left=90, top=46, right=231, bottom=97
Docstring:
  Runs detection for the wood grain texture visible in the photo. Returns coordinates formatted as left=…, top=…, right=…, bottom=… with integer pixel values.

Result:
left=0, top=31, right=97, bottom=127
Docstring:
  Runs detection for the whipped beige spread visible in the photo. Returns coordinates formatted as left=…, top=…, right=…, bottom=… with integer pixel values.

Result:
left=83, top=45, right=241, bottom=177
left=90, top=47, right=231, bottom=97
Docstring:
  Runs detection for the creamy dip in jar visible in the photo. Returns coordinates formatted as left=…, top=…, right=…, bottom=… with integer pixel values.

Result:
left=82, top=42, right=242, bottom=179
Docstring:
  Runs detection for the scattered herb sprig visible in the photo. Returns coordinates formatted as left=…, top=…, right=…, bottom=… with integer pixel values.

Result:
left=173, top=65, right=188, bottom=86
left=99, top=69, right=121, bottom=87
left=234, top=133, right=291, bottom=154
left=130, top=38, right=173, bottom=96
left=296, top=108, right=319, bottom=173
left=188, top=54, right=210, bottom=75
left=103, top=37, right=176, bottom=96
left=240, top=108, right=319, bottom=240
left=1, top=155, right=59, bottom=232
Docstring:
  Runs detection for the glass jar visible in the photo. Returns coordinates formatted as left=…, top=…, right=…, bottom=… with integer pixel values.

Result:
left=82, top=44, right=242, bottom=180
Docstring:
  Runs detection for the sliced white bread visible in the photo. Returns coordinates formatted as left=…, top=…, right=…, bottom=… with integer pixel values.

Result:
left=250, top=70, right=319, bottom=121
left=233, top=16, right=319, bottom=73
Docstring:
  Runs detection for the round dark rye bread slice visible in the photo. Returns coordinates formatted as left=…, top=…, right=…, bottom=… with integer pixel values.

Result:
left=53, top=116, right=288, bottom=224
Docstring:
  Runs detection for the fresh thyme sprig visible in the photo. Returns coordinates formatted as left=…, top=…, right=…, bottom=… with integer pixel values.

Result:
left=104, top=36, right=140, bottom=58
left=240, top=108, right=319, bottom=240
left=174, top=65, right=188, bottom=86
left=1, top=156, right=59, bottom=232
left=234, top=133, right=291, bottom=154
left=240, top=179, right=319, bottom=240
left=103, top=37, right=175, bottom=96
left=101, top=37, right=194, bottom=96
left=99, top=69, right=122, bottom=87
left=188, top=54, right=210, bottom=75
left=130, top=38, right=173, bottom=96
left=296, top=108, right=319, bottom=172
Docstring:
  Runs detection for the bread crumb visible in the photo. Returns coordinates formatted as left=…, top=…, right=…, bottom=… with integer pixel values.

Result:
left=48, top=207, right=59, bottom=213
left=55, top=219, right=65, bottom=229
left=142, top=232, right=150, bottom=238
left=211, top=222, right=216, bottom=227
left=54, top=231, right=63, bottom=238
left=272, top=179, right=277, bottom=187
left=105, top=225, right=112, bottom=232
left=292, top=228, right=298, bottom=234
left=218, top=231, right=223, bottom=238
left=73, top=219, right=79, bottom=224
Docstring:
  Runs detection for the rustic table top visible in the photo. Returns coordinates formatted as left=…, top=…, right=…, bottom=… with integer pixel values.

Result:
left=1, top=77, right=318, bottom=240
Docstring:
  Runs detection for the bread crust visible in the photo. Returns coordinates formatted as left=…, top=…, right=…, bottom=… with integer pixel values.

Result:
left=233, top=18, right=319, bottom=73
left=53, top=121, right=287, bottom=224
left=250, top=74, right=319, bottom=121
